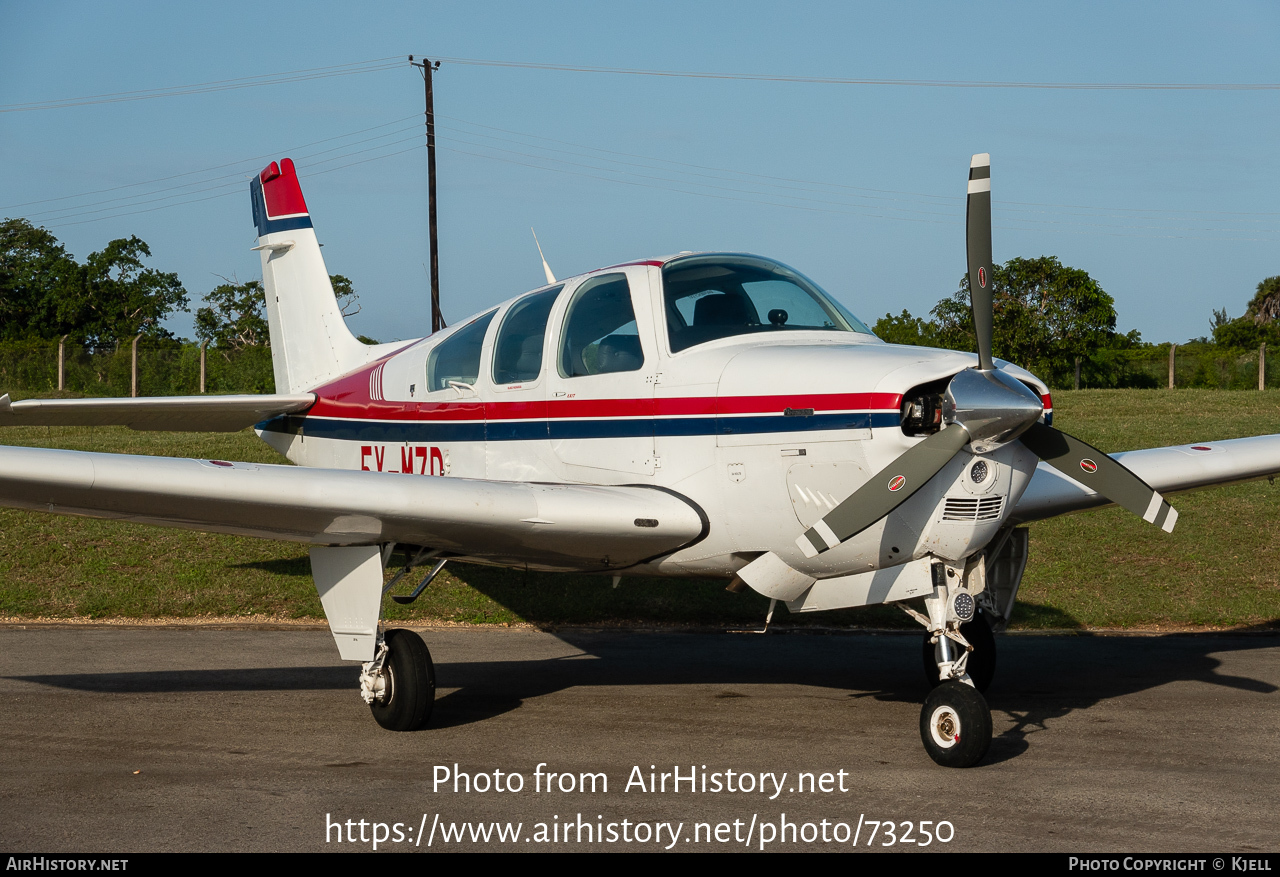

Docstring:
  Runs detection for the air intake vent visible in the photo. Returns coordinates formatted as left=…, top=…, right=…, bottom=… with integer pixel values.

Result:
left=942, top=496, right=1005, bottom=522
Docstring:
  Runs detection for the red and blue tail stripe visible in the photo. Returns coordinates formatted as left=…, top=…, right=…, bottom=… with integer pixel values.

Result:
left=250, top=158, right=314, bottom=237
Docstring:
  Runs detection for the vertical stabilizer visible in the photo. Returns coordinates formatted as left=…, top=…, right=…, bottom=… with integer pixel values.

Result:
left=251, top=159, right=367, bottom=393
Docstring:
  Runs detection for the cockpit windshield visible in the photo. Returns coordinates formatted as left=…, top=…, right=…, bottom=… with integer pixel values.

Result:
left=661, top=254, right=873, bottom=353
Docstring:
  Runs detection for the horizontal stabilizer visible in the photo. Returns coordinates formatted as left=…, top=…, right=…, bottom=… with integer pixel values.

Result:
left=0, top=393, right=315, bottom=432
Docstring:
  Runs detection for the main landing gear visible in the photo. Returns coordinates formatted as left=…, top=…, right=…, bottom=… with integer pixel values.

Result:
left=360, top=628, right=436, bottom=731
left=903, top=559, right=995, bottom=768
left=311, top=544, right=443, bottom=732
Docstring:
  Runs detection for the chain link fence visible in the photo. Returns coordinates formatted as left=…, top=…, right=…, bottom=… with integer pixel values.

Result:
left=1063, top=344, right=1273, bottom=391
left=0, top=342, right=274, bottom=398
left=0, top=340, right=1274, bottom=397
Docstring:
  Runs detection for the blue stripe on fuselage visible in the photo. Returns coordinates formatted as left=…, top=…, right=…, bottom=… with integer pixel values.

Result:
left=260, top=411, right=902, bottom=443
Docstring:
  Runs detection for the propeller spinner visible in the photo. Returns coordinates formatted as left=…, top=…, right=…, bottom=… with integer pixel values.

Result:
left=796, top=154, right=1177, bottom=559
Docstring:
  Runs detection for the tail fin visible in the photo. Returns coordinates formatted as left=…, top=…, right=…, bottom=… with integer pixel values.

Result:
left=251, top=159, right=367, bottom=393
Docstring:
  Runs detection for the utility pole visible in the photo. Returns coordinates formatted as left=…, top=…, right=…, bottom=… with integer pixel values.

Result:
left=409, top=55, right=446, bottom=333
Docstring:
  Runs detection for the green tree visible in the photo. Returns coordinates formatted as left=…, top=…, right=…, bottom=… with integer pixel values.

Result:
left=0, top=223, right=188, bottom=346
left=194, top=273, right=376, bottom=348
left=1211, top=276, right=1280, bottom=350
left=0, top=218, right=82, bottom=341
left=74, top=236, right=188, bottom=346
left=330, top=273, right=360, bottom=318
left=195, top=279, right=268, bottom=349
left=932, top=256, right=1119, bottom=380
left=873, top=309, right=945, bottom=348
left=1246, top=275, right=1280, bottom=324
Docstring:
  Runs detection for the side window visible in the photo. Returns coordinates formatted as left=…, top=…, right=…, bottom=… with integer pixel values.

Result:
left=426, top=310, right=496, bottom=392
left=558, top=274, right=643, bottom=377
left=492, top=286, right=562, bottom=385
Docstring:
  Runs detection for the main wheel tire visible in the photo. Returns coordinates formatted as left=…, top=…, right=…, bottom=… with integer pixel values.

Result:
left=922, top=609, right=996, bottom=692
left=919, top=681, right=992, bottom=768
left=369, top=628, right=435, bottom=731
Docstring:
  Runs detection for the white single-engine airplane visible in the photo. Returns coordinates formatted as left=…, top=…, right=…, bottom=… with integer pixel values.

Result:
left=3, top=155, right=1278, bottom=767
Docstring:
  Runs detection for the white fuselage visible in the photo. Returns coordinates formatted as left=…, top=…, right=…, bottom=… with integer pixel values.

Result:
left=258, top=259, right=1049, bottom=582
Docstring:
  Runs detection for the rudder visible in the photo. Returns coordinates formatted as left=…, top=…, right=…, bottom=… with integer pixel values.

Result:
left=251, top=158, right=368, bottom=393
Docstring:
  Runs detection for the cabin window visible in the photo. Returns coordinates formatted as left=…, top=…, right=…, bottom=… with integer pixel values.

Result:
left=492, top=286, right=562, bottom=385
left=558, top=273, right=644, bottom=377
left=662, top=254, right=872, bottom=353
left=426, top=310, right=496, bottom=392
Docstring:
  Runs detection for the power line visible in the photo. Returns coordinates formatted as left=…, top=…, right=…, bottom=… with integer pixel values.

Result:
left=431, top=55, right=1280, bottom=91
left=47, top=146, right=422, bottom=229
left=428, top=117, right=1280, bottom=235
left=437, top=131, right=960, bottom=221
left=16, top=100, right=1279, bottom=239
left=0, top=57, right=404, bottom=113
left=434, top=113, right=1280, bottom=224
left=20, top=128, right=421, bottom=222
left=1, top=115, right=419, bottom=212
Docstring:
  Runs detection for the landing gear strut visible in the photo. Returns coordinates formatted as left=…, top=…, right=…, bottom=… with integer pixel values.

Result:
left=903, top=559, right=994, bottom=767
left=361, top=628, right=435, bottom=731
left=922, top=608, right=996, bottom=692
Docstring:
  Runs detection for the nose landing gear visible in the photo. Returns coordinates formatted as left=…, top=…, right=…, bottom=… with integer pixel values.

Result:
left=902, top=560, right=995, bottom=767
left=923, top=608, right=996, bottom=692
left=920, top=681, right=992, bottom=768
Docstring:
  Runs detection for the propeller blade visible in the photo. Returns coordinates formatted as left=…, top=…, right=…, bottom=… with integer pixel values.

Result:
left=1019, top=422, right=1178, bottom=532
left=967, top=153, right=994, bottom=371
left=796, top=424, right=972, bottom=557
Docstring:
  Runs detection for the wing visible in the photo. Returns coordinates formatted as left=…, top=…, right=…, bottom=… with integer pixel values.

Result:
left=0, top=393, right=315, bottom=432
left=0, top=444, right=706, bottom=571
left=1012, top=434, right=1280, bottom=523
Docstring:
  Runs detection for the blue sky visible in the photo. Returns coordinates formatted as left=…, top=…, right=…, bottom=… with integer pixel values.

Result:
left=2, top=1, right=1279, bottom=345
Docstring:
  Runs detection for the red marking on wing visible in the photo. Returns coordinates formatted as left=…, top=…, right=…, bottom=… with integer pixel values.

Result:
left=261, top=157, right=308, bottom=219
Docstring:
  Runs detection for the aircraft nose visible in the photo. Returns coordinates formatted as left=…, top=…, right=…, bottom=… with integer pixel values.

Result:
left=944, top=368, right=1044, bottom=453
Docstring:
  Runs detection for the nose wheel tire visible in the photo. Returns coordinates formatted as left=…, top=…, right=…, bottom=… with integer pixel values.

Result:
left=923, top=609, right=996, bottom=692
left=369, top=628, right=435, bottom=731
left=920, top=680, right=992, bottom=768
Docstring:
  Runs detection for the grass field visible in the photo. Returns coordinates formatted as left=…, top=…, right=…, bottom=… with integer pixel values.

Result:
left=1, top=389, right=1278, bottom=630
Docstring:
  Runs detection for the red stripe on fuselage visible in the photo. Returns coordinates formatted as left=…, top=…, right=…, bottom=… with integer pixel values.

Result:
left=307, top=358, right=903, bottom=424
left=306, top=390, right=903, bottom=423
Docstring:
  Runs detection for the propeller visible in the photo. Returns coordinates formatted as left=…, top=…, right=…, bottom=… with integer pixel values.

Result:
left=967, top=153, right=995, bottom=372
left=796, top=154, right=1177, bottom=559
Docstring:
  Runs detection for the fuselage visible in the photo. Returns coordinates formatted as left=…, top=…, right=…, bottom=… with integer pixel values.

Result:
left=257, top=253, right=1052, bottom=580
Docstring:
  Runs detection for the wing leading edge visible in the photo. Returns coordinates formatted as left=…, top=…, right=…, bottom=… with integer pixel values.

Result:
left=0, top=444, right=706, bottom=571
left=1012, top=434, right=1280, bottom=523
left=0, top=393, right=316, bottom=432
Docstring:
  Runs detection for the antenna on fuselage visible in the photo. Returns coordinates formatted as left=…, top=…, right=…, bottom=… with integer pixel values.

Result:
left=531, top=228, right=556, bottom=285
